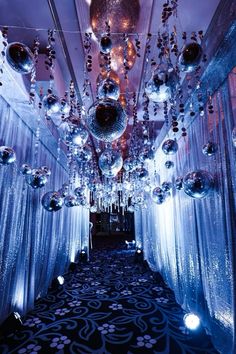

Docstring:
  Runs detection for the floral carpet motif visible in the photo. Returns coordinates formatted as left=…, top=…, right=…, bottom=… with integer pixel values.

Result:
left=0, top=246, right=218, bottom=353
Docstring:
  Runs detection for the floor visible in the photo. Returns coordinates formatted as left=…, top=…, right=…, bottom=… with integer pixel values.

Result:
left=0, top=237, right=218, bottom=354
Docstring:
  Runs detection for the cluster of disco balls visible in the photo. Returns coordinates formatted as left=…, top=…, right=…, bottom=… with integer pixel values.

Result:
left=42, top=184, right=88, bottom=212
left=20, top=164, right=51, bottom=189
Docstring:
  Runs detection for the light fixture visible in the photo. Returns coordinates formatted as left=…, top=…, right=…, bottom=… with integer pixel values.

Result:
left=183, top=313, right=201, bottom=330
left=57, top=276, right=65, bottom=285
left=0, top=312, right=23, bottom=335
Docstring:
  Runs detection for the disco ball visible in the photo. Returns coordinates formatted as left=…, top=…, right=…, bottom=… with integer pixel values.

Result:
left=178, top=42, right=203, bottom=72
left=26, top=169, right=48, bottom=189
left=145, top=72, right=171, bottom=103
left=42, top=191, right=64, bottom=212
left=152, top=187, right=166, bottom=205
left=64, top=195, right=78, bottom=207
left=202, top=142, right=218, bottom=156
left=66, top=123, right=89, bottom=147
left=183, top=170, right=214, bottom=199
left=20, top=163, right=32, bottom=175
left=162, top=139, right=178, bottom=155
left=98, top=149, right=123, bottom=178
left=41, top=166, right=51, bottom=176
left=74, top=186, right=86, bottom=197
left=0, top=146, right=16, bottom=165
left=175, top=177, right=183, bottom=190
left=100, top=35, right=112, bottom=54
left=60, top=98, right=70, bottom=115
left=165, top=161, right=174, bottom=169
left=232, top=127, right=236, bottom=147
left=6, top=42, right=34, bottom=74
left=43, top=94, right=61, bottom=117
left=135, top=167, right=149, bottom=180
left=139, top=147, right=155, bottom=162
left=123, top=157, right=134, bottom=172
left=90, top=205, right=98, bottom=213
left=97, top=78, right=120, bottom=100
left=76, top=146, right=92, bottom=163
left=162, top=181, right=172, bottom=192
left=87, top=98, right=127, bottom=142
left=58, top=183, right=69, bottom=198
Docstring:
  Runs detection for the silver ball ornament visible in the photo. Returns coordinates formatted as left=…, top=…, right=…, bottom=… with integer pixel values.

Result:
left=202, top=142, right=218, bottom=156
left=26, top=169, right=48, bottom=189
left=0, top=146, right=16, bottom=165
left=178, top=42, right=203, bottom=72
left=99, top=149, right=123, bottom=178
left=6, top=42, right=34, bottom=74
left=183, top=170, right=214, bottom=199
left=43, top=94, right=61, bottom=117
left=162, top=139, right=178, bottom=155
left=20, top=163, right=32, bottom=175
left=42, top=191, right=64, bottom=212
left=97, top=78, right=120, bottom=100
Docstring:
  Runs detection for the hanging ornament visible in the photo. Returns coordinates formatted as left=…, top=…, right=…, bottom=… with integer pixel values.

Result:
left=135, top=167, right=149, bottom=180
left=100, top=35, right=112, bottom=54
left=183, top=170, right=214, bottom=199
left=58, top=183, right=69, bottom=198
left=232, top=127, right=236, bottom=147
left=123, top=157, right=134, bottom=172
left=42, top=191, right=64, bottom=212
left=145, top=71, right=172, bottom=103
left=202, top=142, right=218, bottom=156
left=6, top=42, right=35, bottom=74
left=43, top=93, right=61, bottom=117
left=20, top=163, right=32, bottom=175
left=165, top=160, right=174, bottom=169
left=90, top=205, right=97, bottom=213
left=60, top=98, right=70, bottom=115
left=87, top=98, right=127, bottom=142
left=175, top=177, right=184, bottom=190
left=98, top=149, right=123, bottom=178
left=152, top=187, right=166, bottom=205
left=97, top=78, right=120, bottom=100
left=0, top=146, right=16, bottom=165
left=162, top=139, right=178, bottom=155
left=64, top=195, right=78, bottom=207
left=76, top=146, right=92, bottom=163
left=26, top=168, right=48, bottom=189
left=66, top=123, right=89, bottom=147
left=178, top=42, right=203, bottom=72
left=161, top=181, right=172, bottom=192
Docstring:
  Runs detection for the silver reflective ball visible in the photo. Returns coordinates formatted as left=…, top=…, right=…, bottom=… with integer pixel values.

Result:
left=175, top=177, right=183, bottom=190
left=6, top=42, right=34, bottom=74
left=97, top=78, right=120, bottom=100
left=43, top=94, right=61, bottom=117
left=123, top=157, right=134, bottom=172
left=26, top=169, right=48, bottom=189
left=202, top=142, right=218, bottom=156
left=41, top=166, right=51, bottom=176
left=135, top=167, right=149, bottom=180
left=165, top=160, right=174, bottom=169
left=162, top=139, right=178, bottom=155
left=76, top=146, right=92, bottom=163
left=64, top=195, right=78, bottom=207
left=162, top=181, right=172, bottom=192
left=42, top=191, right=64, bottom=212
left=87, top=98, right=127, bottom=142
left=152, top=187, right=166, bottom=204
left=100, top=35, right=112, bottom=54
left=183, top=170, right=214, bottom=199
left=60, top=99, right=70, bottom=115
left=20, top=163, right=32, bottom=175
left=99, top=149, right=123, bottom=178
left=178, top=42, right=203, bottom=73
left=145, top=72, right=171, bottom=103
left=66, top=123, right=89, bottom=147
left=0, top=146, right=16, bottom=165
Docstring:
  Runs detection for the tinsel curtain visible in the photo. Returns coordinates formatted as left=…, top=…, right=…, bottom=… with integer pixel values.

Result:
left=0, top=96, right=89, bottom=323
left=135, top=69, right=236, bottom=354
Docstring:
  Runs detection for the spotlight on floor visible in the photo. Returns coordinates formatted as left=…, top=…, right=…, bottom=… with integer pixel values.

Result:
left=183, top=313, right=200, bottom=330
left=0, top=312, right=23, bottom=336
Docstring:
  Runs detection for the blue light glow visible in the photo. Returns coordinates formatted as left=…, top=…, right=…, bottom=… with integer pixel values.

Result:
left=184, top=313, right=200, bottom=330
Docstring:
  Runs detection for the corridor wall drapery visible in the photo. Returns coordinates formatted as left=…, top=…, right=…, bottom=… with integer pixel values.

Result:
left=0, top=96, right=89, bottom=323
left=135, top=70, right=236, bottom=354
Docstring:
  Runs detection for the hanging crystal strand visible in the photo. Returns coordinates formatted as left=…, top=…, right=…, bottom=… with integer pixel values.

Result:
left=0, top=26, right=8, bottom=88
left=135, top=33, right=141, bottom=58
left=83, top=32, right=92, bottom=101
left=29, top=37, right=40, bottom=105
left=46, top=29, right=56, bottom=91
left=57, top=137, right=61, bottom=162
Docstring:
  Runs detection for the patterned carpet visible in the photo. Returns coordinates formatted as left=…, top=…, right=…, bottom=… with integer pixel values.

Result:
left=0, top=241, right=218, bottom=354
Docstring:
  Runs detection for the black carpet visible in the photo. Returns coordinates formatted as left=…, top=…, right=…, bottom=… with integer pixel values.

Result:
left=0, top=240, right=218, bottom=354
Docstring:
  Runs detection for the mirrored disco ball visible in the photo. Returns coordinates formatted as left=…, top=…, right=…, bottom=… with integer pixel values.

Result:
left=123, top=157, right=134, bottom=172
left=162, top=181, right=172, bottom=192
left=26, top=169, right=48, bottom=189
left=139, top=147, right=155, bottom=162
left=183, top=170, right=214, bottom=199
left=74, top=186, right=86, bottom=197
left=232, top=127, right=236, bottom=147
left=165, top=160, right=174, bottom=169
left=100, top=35, right=112, bottom=54
left=175, top=177, right=183, bottom=190
left=42, top=191, right=64, bottom=212
left=60, top=98, right=70, bottom=115
left=202, top=142, right=218, bottom=156
left=87, top=98, right=127, bottom=142
left=178, top=42, right=203, bottom=72
left=20, top=163, right=32, bottom=175
left=162, top=139, right=178, bottom=155
left=135, top=167, right=149, bottom=180
left=6, top=42, right=34, bottom=74
left=41, top=166, right=51, bottom=176
left=0, top=146, right=16, bottom=165
left=58, top=183, right=69, bottom=198
left=99, top=149, right=123, bottom=178
left=145, top=71, right=172, bottom=103
left=43, top=94, right=61, bottom=117
left=66, top=124, right=89, bottom=147
left=97, top=78, right=120, bottom=100
left=64, top=195, right=78, bottom=207
left=152, top=187, right=166, bottom=205
left=76, top=146, right=92, bottom=163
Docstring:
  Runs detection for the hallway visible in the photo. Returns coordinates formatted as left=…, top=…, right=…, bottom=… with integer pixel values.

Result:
left=0, top=244, right=218, bottom=354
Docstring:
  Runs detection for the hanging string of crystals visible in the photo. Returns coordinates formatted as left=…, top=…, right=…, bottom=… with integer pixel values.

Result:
left=83, top=32, right=92, bottom=100
left=0, top=27, right=8, bottom=87
left=29, top=37, right=40, bottom=105
left=45, top=29, right=56, bottom=91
